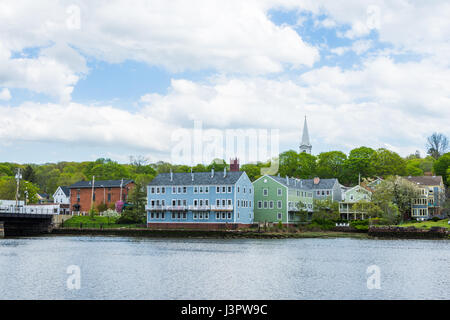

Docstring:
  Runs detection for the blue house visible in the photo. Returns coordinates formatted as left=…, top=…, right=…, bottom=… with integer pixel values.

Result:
left=147, top=169, right=254, bottom=229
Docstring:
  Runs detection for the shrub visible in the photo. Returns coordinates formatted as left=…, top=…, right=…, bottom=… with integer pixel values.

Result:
left=432, top=217, right=440, bottom=222
left=97, top=202, right=108, bottom=213
left=350, top=220, right=369, bottom=231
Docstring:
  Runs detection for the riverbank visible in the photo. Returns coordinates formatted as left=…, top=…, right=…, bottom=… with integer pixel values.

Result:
left=52, top=227, right=369, bottom=239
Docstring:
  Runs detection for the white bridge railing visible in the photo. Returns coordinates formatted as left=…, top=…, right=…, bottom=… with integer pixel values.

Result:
left=0, top=206, right=61, bottom=215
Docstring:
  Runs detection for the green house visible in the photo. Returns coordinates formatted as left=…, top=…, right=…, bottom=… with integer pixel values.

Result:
left=253, top=175, right=314, bottom=225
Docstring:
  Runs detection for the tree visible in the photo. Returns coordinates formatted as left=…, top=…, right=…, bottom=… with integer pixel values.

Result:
left=0, top=177, right=39, bottom=204
left=279, top=150, right=300, bottom=178
left=426, top=132, right=449, bottom=159
left=352, top=200, right=383, bottom=218
left=372, top=176, right=420, bottom=220
left=240, top=164, right=261, bottom=181
left=372, top=148, right=406, bottom=177
left=344, top=147, right=376, bottom=184
left=311, top=198, right=339, bottom=221
left=405, top=160, right=424, bottom=176
left=433, top=153, right=450, bottom=186
left=22, top=165, right=37, bottom=183
left=316, top=151, right=347, bottom=180
left=117, top=181, right=147, bottom=224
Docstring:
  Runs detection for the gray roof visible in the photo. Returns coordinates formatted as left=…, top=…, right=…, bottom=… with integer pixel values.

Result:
left=268, top=176, right=338, bottom=190
left=301, top=178, right=338, bottom=190
left=69, top=179, right=134, bottom=189
left=59, top=186, right=70, bottom=197
left=149, top=171, right=244, bottom=186
left=269, top=176, right=310, bottom=190
left=404, top=176, right=443, bottom=186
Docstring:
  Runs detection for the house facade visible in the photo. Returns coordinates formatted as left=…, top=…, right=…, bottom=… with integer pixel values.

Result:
left=253, top=175, right=314, bottom=225
left=68, top=179, right=134, bottom=213
left=302, top=177, right=343, bottom=202
left=404, top=176, right=446, bottom=220
left=53, top=186, right=70, bottom=205
left=146, top=169, right=254, bottom=229
left=339, top=185, right=373, bottom=220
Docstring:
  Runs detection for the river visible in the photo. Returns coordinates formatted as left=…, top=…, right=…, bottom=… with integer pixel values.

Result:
left=1, top=236, right=449, bottom=300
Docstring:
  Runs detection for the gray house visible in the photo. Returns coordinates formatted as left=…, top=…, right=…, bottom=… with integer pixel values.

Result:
left=302, top=177, right=343, bottom=202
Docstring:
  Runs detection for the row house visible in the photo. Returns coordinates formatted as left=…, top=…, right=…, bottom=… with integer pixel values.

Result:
left=404, top=176, right=446, bottom=220
left=339, top=185, right=373, bottom=220
left=69, top=179, right=134, bottom=213
left=146, top=169, right=254, bottom=229
left=253, top=175, right=314, bottom=225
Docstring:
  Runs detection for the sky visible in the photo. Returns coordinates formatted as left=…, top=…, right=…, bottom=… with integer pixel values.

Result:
left=0, top=0, right=449, bottom=165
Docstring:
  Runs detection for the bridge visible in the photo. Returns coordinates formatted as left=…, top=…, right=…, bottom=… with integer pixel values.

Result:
left=0, top=206, right=55, bottom=238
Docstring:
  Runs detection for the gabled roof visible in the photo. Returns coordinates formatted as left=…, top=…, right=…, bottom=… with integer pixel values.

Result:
left=55, top=186, right=70, bottom=197
left=268, top=175, right=310, bottom=190
left=148, top=171, right=245, bottom=186
left=69, top=179, right=134, bottom=189
left=403, top=176, right=444, bottom=186
left=301, top=178, right=339, bottom=190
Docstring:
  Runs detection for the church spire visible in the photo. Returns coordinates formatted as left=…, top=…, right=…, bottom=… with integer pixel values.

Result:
left=299, top=116, right=312, bottom=154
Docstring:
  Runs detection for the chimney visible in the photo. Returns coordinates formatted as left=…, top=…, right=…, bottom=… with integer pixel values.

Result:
left=224, top=167, right=227, bottom=178
left=211, top=168, right=215, bottom=178
left=286, top=176, right=289, bottom=185
left=170, top=169, right=173, bottom=182
left=314, top=177, right=320, bottom=185
left=191, top=168, right=194, bottom=181
left=230, top=158, right=240, bottom=172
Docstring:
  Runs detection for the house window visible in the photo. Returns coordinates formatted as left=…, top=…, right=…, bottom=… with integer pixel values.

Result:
left=237, top=200, right=240, bottom=208
left=243, top=188, right=246, bottom=194
left=199, top=186, right=203, bottom=193
left=258, top=201, right=262, bottom=209
left=161, top=187, right=165, bottom=194
left=277, top=213, right=282, bottom=220
left=178, top=187, right=182, bottom=194
left=183, top=213, right=187, bottom=219
left=172, top=187, right=176, bottom=194
left=216, top=212, right=220, bottom=219
left=277, top=188, right=282, bottom=196
left=205, top=186, right=209, bottom=193
left=183, top=187, right=187, bottom=193
left=263, top=201, right=268, bottom=209
left=277, top=201, right=282, bottom=209
left=216, top=199, right=220, bottom=206
left=151, top=187, right=155, bottom=194
left=194, top=186, right=198, bottom=193
left=228, top=186, right=232, bottom=193
left=269, top=201, right=274, bottom=209
left=227, top=199, right=232, bottom=206
left=216, top=186, right=220, bottom=193
left=263, top=188, right=268, bottom=196
left=228, top=212, right=232, bottom=219
left=156, top=187, right=160, bottom=194
left=107, top=193, right=111, bottom=202
left=222, top=186, right=226, bottom=193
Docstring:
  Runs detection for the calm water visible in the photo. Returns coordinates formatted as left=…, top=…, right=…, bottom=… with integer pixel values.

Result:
left=1, top=236, right=450, bottom=300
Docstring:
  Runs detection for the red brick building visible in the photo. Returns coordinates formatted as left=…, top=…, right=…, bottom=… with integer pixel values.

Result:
left=68, top=179, right=135, bottom=213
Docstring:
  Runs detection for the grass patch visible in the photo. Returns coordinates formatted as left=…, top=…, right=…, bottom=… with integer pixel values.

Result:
left=61, top=215, right=140, bottom=229
left=399, top=219, right=450, bottom=230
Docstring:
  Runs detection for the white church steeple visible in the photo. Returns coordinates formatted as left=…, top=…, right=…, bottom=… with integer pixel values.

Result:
left=299, top=116, right=312, bottom=154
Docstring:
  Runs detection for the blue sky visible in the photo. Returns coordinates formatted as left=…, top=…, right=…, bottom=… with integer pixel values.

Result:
left=0, top=1, right=449, bottom=164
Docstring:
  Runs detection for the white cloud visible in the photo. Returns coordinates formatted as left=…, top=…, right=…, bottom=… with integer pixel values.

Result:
left=0, top=88, right=11, bottom=101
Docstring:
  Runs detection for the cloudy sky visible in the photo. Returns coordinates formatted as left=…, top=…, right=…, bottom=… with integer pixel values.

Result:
left=1, top=0, right=449, bottom=164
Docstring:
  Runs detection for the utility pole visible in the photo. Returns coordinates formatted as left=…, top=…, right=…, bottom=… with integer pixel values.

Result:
left=15, top=168, right=22, bottom=208
left=120, top=178, right=124, bottom=202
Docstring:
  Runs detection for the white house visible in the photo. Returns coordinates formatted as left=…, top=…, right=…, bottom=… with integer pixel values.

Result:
left=53, top=186, right=70, bottom=205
